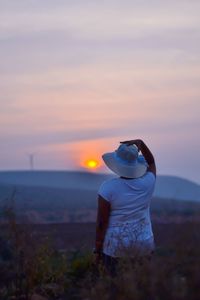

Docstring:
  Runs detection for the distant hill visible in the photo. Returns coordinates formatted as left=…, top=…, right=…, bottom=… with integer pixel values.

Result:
left=155, top=175, right=200, bottom=202
left=0, top=170, right=109, bottom=190
left=0, top=171, right=200, bottom=223
left=0, top=170, right=199, bottom=201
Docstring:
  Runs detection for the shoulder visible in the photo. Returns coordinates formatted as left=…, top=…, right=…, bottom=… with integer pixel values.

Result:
left=98, top=177, right=119, bottom=192
left=144, top=171, right=156, bottom=182
left=137, top=171, right=156, bottom=189
left=98, top=177, right=119, bottom=201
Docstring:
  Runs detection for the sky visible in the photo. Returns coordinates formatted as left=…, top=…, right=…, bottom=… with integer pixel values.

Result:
left=0, top=0, right=200, bottom=183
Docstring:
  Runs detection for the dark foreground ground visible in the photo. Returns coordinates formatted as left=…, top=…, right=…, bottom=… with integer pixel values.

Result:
left=1, top=220, right=197, bottom=251
left=1, top=220, right=200, bottom=300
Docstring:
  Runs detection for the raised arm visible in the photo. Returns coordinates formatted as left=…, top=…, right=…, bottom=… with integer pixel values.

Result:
left=120, top=139, right=156, bottom=176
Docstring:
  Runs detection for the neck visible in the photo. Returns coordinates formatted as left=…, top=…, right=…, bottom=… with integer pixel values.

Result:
left=120, top=176, right=133, bottom=180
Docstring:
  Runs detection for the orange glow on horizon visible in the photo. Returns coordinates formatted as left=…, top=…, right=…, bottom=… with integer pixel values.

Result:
left=64, top=138, right=120, bottom=171
left=65, top=138, right=107, bottom=171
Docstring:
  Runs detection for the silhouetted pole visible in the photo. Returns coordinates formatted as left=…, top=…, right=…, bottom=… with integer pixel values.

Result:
left=28, top=153, right=35, bottom=170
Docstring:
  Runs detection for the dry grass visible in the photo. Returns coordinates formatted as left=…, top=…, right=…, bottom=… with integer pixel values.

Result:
left=0, top=217, right=200, bottom=299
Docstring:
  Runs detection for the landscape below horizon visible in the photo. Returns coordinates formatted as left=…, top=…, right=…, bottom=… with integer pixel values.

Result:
left=1, top=171, right=199, bottom=300
left=0, top=170, right=200, bottom=224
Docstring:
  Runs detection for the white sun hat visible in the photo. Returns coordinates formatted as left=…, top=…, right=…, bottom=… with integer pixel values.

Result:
left=102, top=143, right=148, bottom=178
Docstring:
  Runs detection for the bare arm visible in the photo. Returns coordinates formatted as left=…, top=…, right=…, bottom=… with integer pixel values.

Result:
left=120, top=139, right=156, bottom=176
left=95, top=195, right=111, bottom=253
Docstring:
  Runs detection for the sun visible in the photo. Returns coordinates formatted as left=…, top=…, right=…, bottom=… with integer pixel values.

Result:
left=85, top=159, right=99, bottom=169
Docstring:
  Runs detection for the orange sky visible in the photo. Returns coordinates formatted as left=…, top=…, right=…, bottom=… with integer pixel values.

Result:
left=0, top=0, right=200, bottom=183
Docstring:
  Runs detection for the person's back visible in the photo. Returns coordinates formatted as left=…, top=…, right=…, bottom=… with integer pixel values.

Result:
left=99, top=172, right=156, bottom=256
left=94, top=139, right=156, bottom=264
left=99, top=172, right=155, bottom=224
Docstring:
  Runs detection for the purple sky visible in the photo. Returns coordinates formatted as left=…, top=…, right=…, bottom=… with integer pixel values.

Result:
left=0, top=0, right=200, bottom=183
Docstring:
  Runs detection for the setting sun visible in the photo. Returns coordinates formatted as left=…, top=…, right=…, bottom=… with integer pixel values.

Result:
left=85, top=159, right=99, bottom=169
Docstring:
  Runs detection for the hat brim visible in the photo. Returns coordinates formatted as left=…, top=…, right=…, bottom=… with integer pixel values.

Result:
left=102, top=152, right=147, bottom=179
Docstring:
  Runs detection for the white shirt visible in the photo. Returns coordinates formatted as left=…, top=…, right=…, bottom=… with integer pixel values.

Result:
left=98, top=171, right=156, bottom=257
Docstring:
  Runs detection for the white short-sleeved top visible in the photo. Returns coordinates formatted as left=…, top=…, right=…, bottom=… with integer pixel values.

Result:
left=98, top=171, right=156, bottom=256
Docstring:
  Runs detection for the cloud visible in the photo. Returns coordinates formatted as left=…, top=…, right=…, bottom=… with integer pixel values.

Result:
left=1, top=0, right=200, bottom=38
left=0, top=0, right=200, bottom=182
left=0, top=25, right=199, bottom=79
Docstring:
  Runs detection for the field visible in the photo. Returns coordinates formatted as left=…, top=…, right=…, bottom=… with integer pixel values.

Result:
left=1, top=175, right=200, bottom=299
left=1, top=220, right=198, bottom=251
left=1, top=219, right=200, bottom=300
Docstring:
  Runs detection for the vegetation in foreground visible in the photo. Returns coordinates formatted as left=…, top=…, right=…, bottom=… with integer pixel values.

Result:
left=0, top=207, right=200, bottom=300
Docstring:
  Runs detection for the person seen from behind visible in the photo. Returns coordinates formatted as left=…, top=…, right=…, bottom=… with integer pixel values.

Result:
left=94, top=139, right=156, bottom=274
